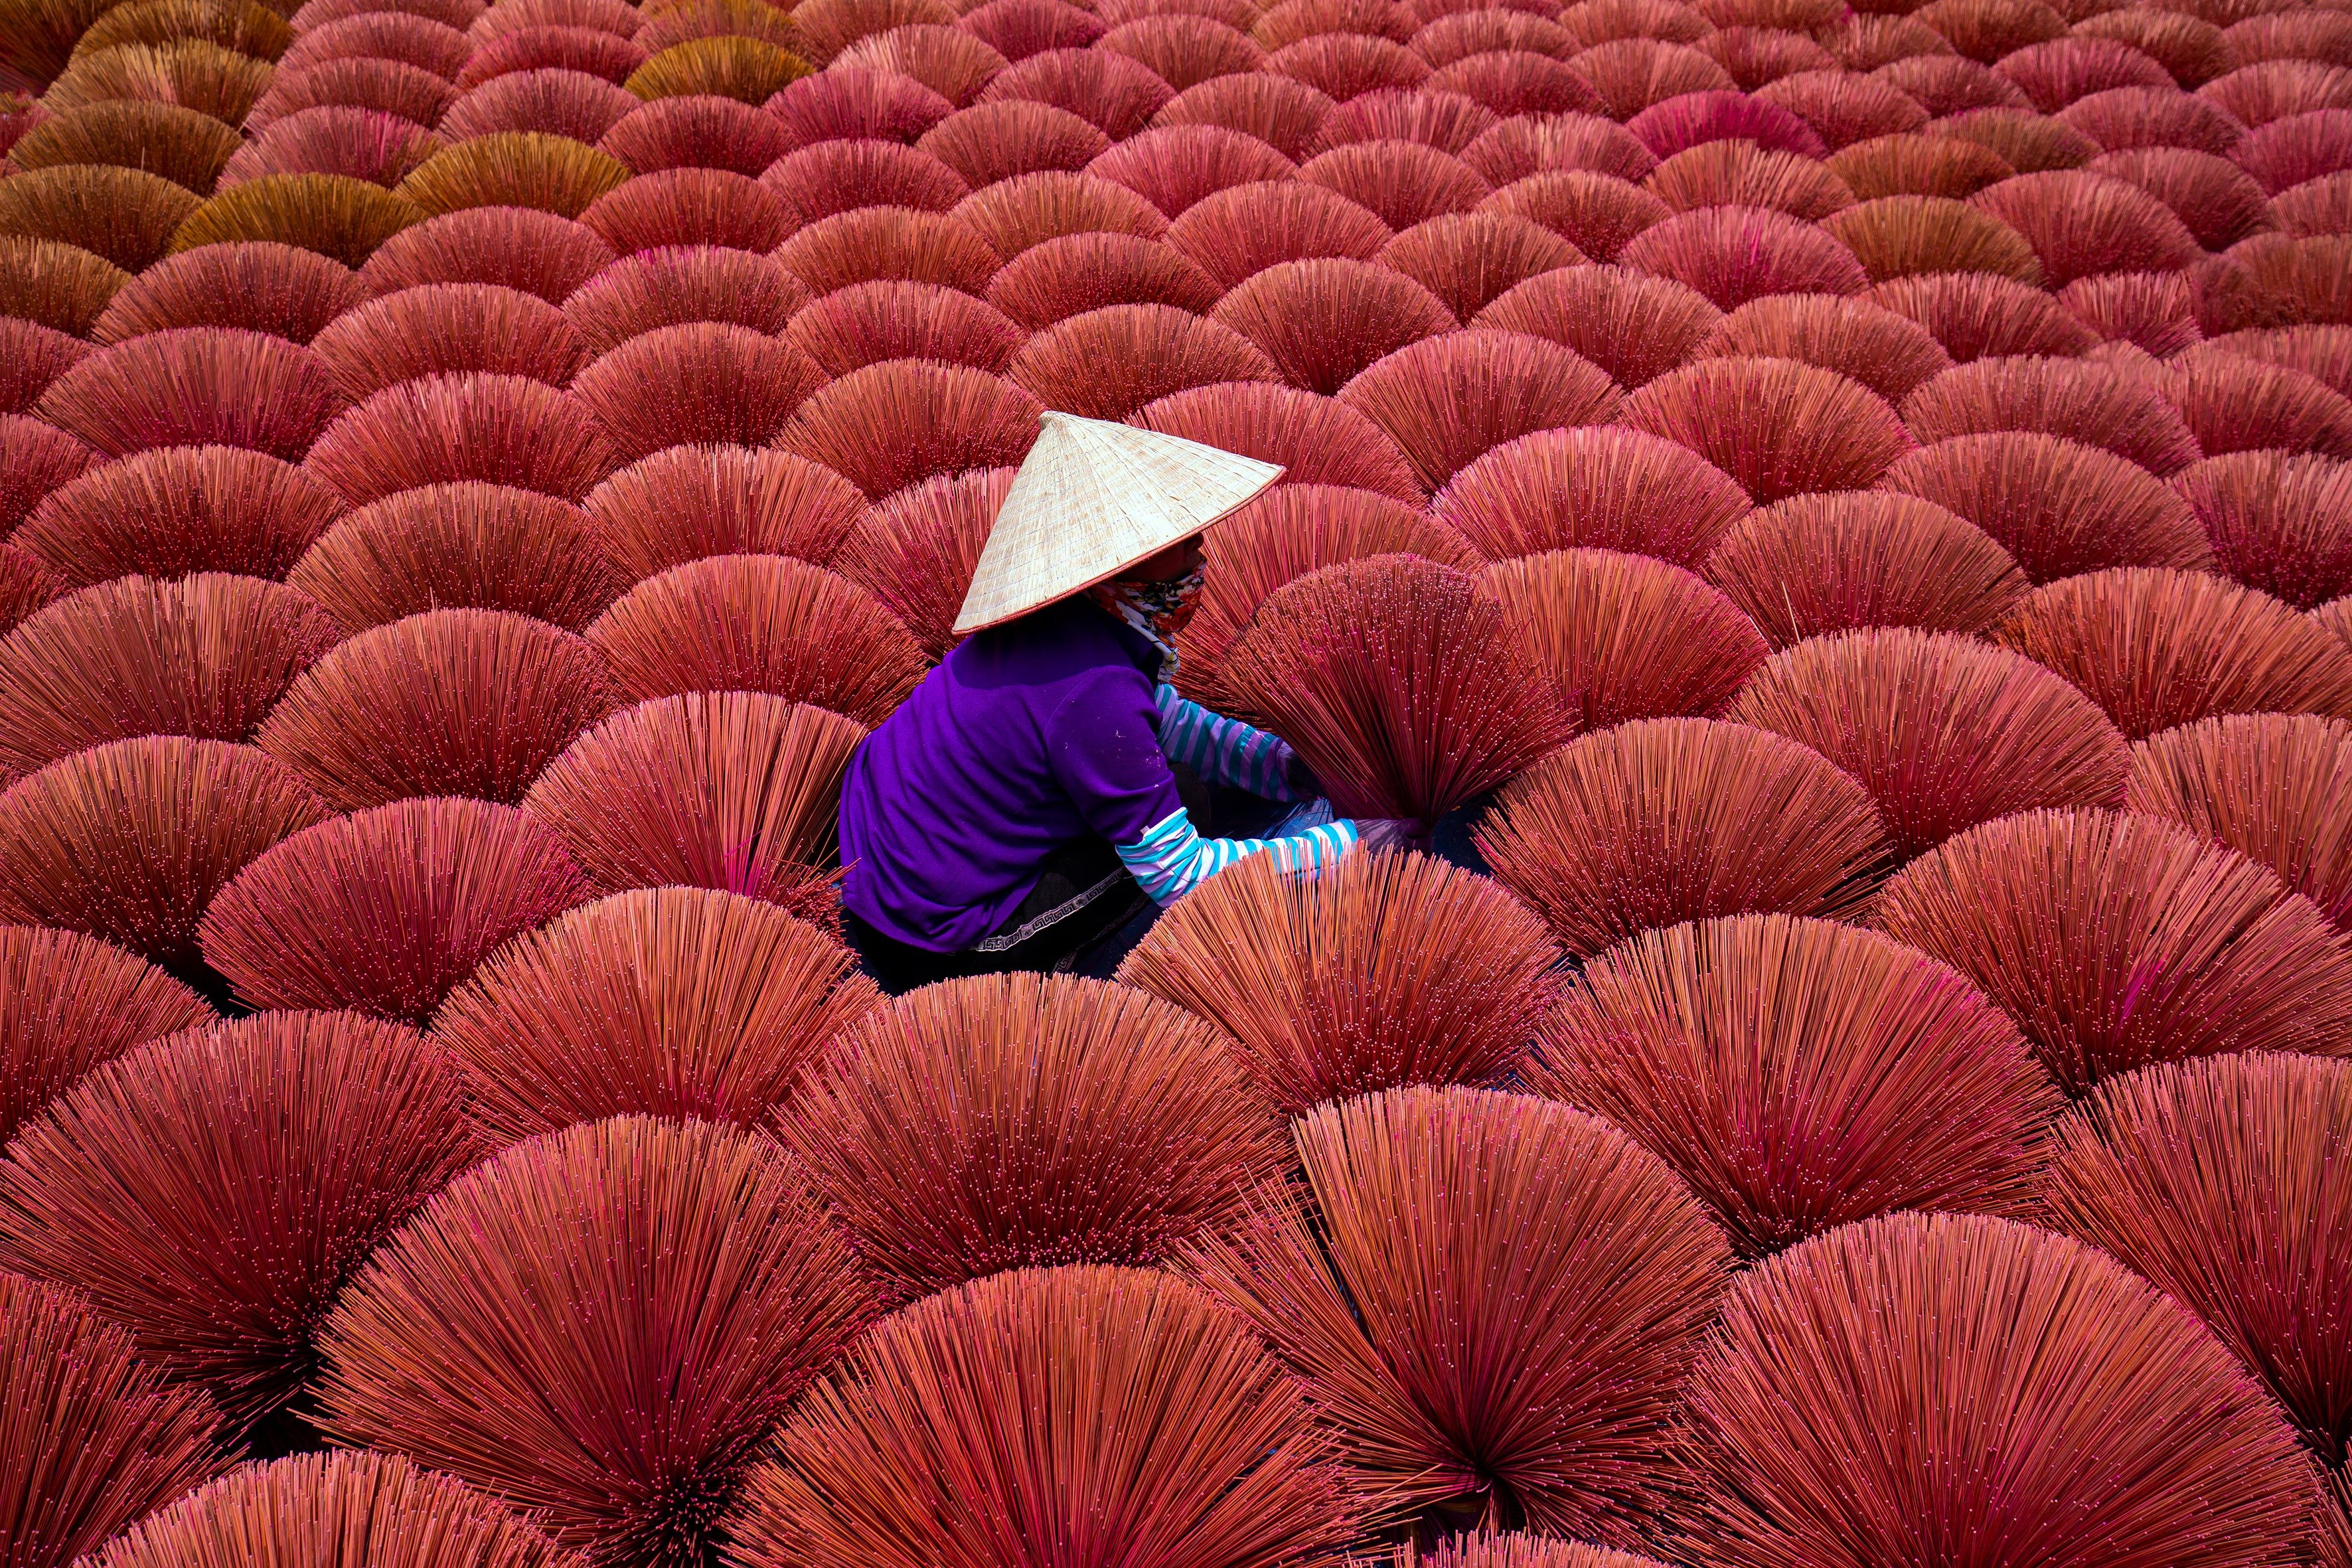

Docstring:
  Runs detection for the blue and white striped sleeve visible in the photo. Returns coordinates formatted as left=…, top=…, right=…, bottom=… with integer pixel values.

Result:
left=1115, top=806, right=1359, bottom=904
left=1154, top=684, right=1300, bottom=801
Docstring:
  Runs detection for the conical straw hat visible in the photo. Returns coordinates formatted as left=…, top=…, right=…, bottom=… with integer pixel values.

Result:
left=952, top=411, right=1284, bottom=635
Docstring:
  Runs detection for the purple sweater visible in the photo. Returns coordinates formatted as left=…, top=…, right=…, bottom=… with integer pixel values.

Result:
left=838, top=599, right=1186, bottom=952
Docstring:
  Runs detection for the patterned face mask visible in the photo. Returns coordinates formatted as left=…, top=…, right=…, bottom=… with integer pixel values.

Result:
left=1087, top=565, right=1206, bottom=672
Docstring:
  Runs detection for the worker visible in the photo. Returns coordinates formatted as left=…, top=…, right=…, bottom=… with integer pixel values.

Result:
left=836, top=412, right=1420, bottom=994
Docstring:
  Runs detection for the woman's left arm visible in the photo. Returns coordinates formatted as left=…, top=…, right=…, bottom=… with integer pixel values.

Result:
left=1153, top=685, right=1303, bottom=801
left=1045, top=672, right=1350, bottom=907
left=1118, top=807, right=1358, bottom=903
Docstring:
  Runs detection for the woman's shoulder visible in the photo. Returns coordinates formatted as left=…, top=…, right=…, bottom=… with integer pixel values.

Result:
left=961, top=598, right=1158, bottom=684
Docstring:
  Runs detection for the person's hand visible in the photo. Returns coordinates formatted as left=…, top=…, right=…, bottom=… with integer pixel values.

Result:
left=1281, top=745, right=1323, bottom=801
left=1354, top=818, right=1430, bottom=854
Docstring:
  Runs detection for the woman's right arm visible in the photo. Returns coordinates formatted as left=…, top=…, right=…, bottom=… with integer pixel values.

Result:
left=1151, top=685, right=1302, bottom=801
left=1047, top=670, right=1364, bottom=905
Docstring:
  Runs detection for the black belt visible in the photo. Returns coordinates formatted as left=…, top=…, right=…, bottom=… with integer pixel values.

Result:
left=842, top=766, right=1213, bottom=994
